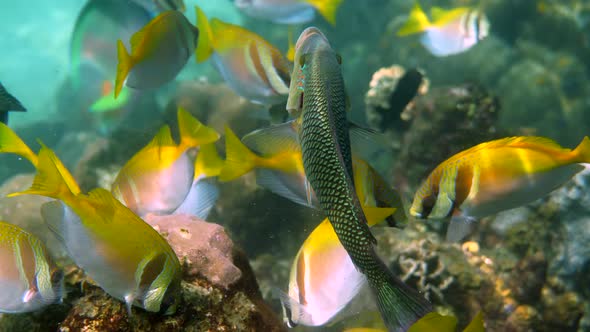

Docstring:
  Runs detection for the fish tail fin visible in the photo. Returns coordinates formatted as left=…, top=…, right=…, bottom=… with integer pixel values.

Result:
left=195, top=5, right=214, bottom=62
left=573, top=136, right=590, bottom=164
left=0, top=123, right=38, bottom=166
left=219, top=127, right=259, bottom=182
left=306, top=0, right=343, bottom=25
left=115, top=40, right=132, bottom=99
left=397, top=2, right=431, bottom=36
left=195, top=143, right=224, bottom=179
left=369, top=259, right=433, bottom=331
left=177, top=107, right=220, bottom=149
left=8, top=144, right=78, bottom=202
left=363, top=206, right=396, bottom=227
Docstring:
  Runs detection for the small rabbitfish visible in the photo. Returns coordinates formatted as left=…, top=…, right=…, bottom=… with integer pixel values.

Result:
left=0, top=221, right=63, bottom=313
left=397, top=2, right=490, bottom=56
left=9, top=146, right=182, bottom=314
left=234, top=0, right=343, bottom=25
left=111, top=108, right=220, bottom=218
left=115, top=10, right=199, bottom=97
left=411, top=136, right=590, bottom=242
left=195, top=5, right=292, bottom=105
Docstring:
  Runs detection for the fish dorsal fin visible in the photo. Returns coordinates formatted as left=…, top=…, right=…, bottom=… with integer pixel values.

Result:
left=195, top=5, right=214, bottom=62
left=397, top=2, right=431, bottom=36
left=452, top=136, right=569, bottom=161
left=242, top=120, right=300, bottom=156
left=430, top=6, right=470, bottom=26
left=177, top=107, right=220, bottom=149
left=0, top=122, right=38, bottom=166
left=430, top=6, right=447, bottom=21
left=210, top=18, right=255, bottom=51
left=145, top=125, right=177, bottom=150
left=305, top=0, right=343, bottom=25
left=129, top=13, right=161, bottom=54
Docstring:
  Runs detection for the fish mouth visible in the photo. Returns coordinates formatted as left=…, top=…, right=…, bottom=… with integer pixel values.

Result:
left=295, top=27, right=329, bottom=54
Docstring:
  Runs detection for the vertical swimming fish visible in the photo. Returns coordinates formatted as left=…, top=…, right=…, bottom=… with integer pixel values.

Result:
left=410, top=136, right=590, bottom=242
left=0, top=82, right=26, bottom=125
left=396, top=2, right=490, bottom=56
left=234, top=0, right=344, bottom=25
left=0, top=221, right=63, bottom=313
left=288, top=27, right=432, bottom=331
left=111, top=108, right=220, bottom=217
left=115, top=10, right=200, bottom=97
left=195, top=6, right=292, bottom=105
left=10, top=146, right=182, bottom=314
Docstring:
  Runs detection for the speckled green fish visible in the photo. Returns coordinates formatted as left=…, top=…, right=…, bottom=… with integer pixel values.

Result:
left=288, top=27, right=432, bottom=331
left=0, top=221, right=63, bottom=313
left=10, top=146, right=182, bottom=314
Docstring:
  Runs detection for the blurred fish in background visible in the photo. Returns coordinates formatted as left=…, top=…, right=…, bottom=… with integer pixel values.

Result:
left=234, top=0, right=343, bottom=25
left=0, top=82, right=27, bottom=125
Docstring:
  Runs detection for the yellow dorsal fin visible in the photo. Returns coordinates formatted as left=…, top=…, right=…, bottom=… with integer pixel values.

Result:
left=218, top=126, right=259, bottom=182
left=305, top=0, right=343, bottom=25
left=450, top=136, right=570, bottom=162
left=0, top=123, right=38, bottom=166
left=573, top=136, right=590, bottom=163
left=115, top=40, right=133, bottom=99
left=430, top=6, right=470, bottom=26
left=195, top=143, right=224, bottom=178
left=8, top=144, right=78, bottom=201
left=195, top=5, right=214, bottom=62
left=145, top=125, right=176, bottom=151
left=363, top=206, right=396, bottom=227
left=397, top=2, right=431, bottom=36
left=177, top=107, right=220, bottom=149
left=430, top=6, right=447, bottom=21
left=286, top=26, right=296, bottom=62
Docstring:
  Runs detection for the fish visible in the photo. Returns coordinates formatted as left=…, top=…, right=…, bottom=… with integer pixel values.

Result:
left=0, top=82, right=26, bottom=125
left=111, top=108, right=220, bottom=218
left=279, top=186, right=397, bottom=326
left=234, top=0, right=343, bottom=25
left=195, top=6, right=292, bottom=105
left=288, top=27, right=432, bottom=331
left=344, top=311, right=485, bottom=332
left=220, top=124, right=407, bottom=225
left=410, top=136, right=590, bottom=242
left=396, top=2, right=490, bottom=56
left=9, top=146, right=182, bottom=314
left=115, top=10, right=200, bottom=98
left=88, top=81, right=134, bottom=134
left=131, top=0, right=186, bottom=14
left=0, top=221, right=63, bottom=313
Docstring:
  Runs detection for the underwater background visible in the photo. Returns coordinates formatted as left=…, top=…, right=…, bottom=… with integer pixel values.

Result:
left=0, top=0, right=589, bottom=331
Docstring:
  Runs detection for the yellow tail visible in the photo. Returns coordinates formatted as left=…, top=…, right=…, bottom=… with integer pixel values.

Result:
left=195, top=5, right=214, bottom=62
left=177, top=107, right=220, bottom=149
left=574, top=136, right=590, bottom=164
left=306, top=0, right=343, bottom=25
left=195, top=143, right=224, bottom=178
left=0, top=123, right=38, bottom=166
left=8, top=144, right=79, bottom=201
left=115, top=40, right=132, bottom=99
left=218, top=127, right=259, bottom=182
left=397, top=2, right=431, bottom=36
left=363, top=206, right=396, bottom=227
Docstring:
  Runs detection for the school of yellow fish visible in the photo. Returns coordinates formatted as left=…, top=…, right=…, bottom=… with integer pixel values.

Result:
left=0, top=0, right=589, bottom=331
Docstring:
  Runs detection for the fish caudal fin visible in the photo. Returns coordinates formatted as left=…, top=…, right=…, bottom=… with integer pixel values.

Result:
left=195, top=143, right=224, bottom=179
left=446, top=215, right=476, bottom=242
left=573, top=136, right=590, bottom=164
left=397, top=2, right=431, bottom=36
left=195, top=5, right=214, bottom=62
left=177, top=107, right=220, bottom=149
left=370, top=259, right=433, bottom=332
left=115, top=40, right=132, bottom=99
left=0, top=123, right=38, bottom=166
left=363, top=206, right=396, bottom=227
left=219, top=127, right=259, bottom=182
left=306, top=0, right=343, bottom=25
left=8, top=144, right=78, bottom=202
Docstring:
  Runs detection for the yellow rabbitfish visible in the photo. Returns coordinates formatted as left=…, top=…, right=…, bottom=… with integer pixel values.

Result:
left=195, top=6, right=292, bottom=105
left=10, top=146, right=182, bottom=314
left=0, top=221, right=63, bottom=313
left=397, top=2, right=490, bottom=56
left=411, top=136, right=590, bottom=242
left=234, top=0, right=344, bottom=25
left=115, top=10, right=199, bottom=98
left=112, top=108, right=220, bottom=218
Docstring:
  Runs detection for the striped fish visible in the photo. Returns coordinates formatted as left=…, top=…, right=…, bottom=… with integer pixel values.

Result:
left=0, top=221, right=63, bottom=313
left=0, top=82, right=26, bottom=125
left=234, top=0, right=343, bottom=25
left=397, top=2, right=490, bottom=57
left=131, top=0, right=186, bottom=15
left=410, top=136, right=590, bottom=242
left=195, top=6, right=292, bottom=106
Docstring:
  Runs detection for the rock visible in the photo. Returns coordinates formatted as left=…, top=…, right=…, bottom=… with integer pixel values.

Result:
left=145, top=214, right=242, bottom=289
left=505, top=305, right=542, bottom=332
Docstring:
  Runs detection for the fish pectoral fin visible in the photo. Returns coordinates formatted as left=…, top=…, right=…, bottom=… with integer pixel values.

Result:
left=348, top=122, right=389, bottom=162
left=446, top=215, right=476, bottom=243
left=273, top=287, right=312, bottom=327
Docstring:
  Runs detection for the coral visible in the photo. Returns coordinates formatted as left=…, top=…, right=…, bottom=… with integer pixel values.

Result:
left=145, top=214, right=242, bottom=289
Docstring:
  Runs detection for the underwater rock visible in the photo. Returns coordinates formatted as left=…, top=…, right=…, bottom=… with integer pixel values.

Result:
left=507, top=252, right=547, bottom=304
left=504, top=305, right=541, bottom=332
left=391, top=83, right=501, bottom=193
left=145, top=213, right=242, bottom=289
